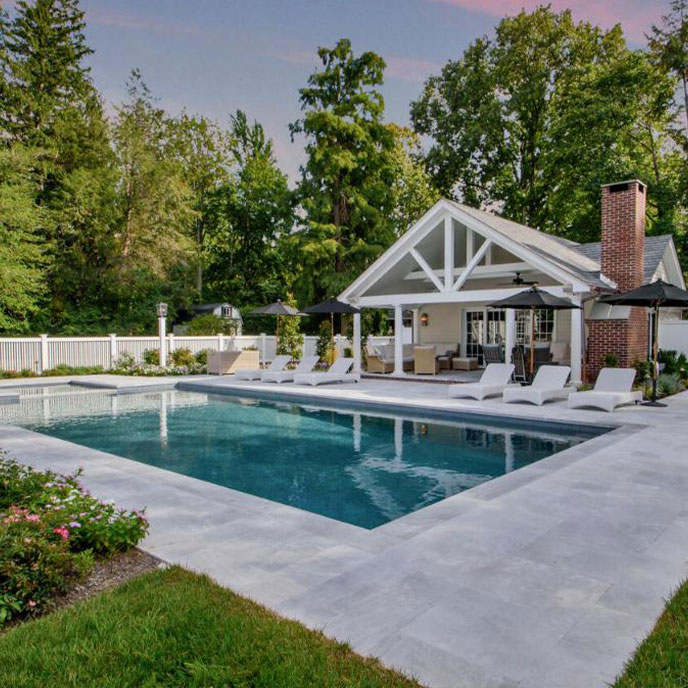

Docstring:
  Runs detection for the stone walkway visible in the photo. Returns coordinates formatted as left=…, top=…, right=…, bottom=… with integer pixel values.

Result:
left=1, top=375, right=686, bottom=688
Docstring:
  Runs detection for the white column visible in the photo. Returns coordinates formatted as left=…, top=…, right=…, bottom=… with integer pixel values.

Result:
left=109, top=333, right=117, bottom=369
left=158, top=316, right=167, bottom=367
left=570, top=294, right=583, bottom=385
left=352, top=312, right=361, bottom=373
left=412, top=309, right=421, bottom=344
left=505, top=309, right=516, bottom=364
left=260, top=332, right=267, bottom=364
left=443, top=216, right=454, bottom=290
left=39, top=334, right=49, bottom=374
left=217, top=332, right=224, bottom=352
left=168, top=333, right=175, bottom=355
left=393, top=304, right=405, bottom=376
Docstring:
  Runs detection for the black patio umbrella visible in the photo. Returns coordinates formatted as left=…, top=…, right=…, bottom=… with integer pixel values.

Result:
left=304, top=298, right=361, bottom=357
left=249, top=300, right=306, bottom=338
left=601, top=279, right=688, bottom=406
left=488, top=286, right=581, bottom=377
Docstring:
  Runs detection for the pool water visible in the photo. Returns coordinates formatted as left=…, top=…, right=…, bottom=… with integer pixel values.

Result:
left=2, top=389, right=606, bottom=529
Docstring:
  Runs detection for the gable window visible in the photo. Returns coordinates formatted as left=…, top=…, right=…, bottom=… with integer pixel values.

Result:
left=221, top=306, right=232, bottom=318
left=516, top=309, right=555, bottom=344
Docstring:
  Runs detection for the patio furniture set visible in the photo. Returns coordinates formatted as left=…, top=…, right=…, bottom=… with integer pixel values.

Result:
left=365, top=341, right=570, bottom=380
left=448, top=364, right=642, bottom=412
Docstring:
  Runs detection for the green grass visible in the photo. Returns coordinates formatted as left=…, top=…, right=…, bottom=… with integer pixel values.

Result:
left=614, top=579, right=688, bottom=688
left=0, top=566, right=422, bottom=688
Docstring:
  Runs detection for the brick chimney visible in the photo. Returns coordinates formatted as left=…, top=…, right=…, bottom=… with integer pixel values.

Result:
left=600, top=180, right=646, bottom=292
left=585, top=180, right=648, bottom=379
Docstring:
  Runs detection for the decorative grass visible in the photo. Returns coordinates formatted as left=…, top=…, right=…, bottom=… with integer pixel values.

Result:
left=614, top=579, right=688, bottom=687
left=0, top=566, right=422, bottom=688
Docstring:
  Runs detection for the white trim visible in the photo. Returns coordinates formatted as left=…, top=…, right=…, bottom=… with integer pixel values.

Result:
left=409, top=247, right=444, bottom=292
left=453, top=240, right=492, bottom=291
left=443, top=216, right=454, bottom=290
left=404, top=261, right=531, bottom=282
left=356, top=285, right=569, bottom=307
left=339, top=205, right=447, bottom=301
left=340, top=200, right=592, bottom=303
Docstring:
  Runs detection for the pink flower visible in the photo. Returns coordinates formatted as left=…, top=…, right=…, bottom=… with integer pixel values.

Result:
left=69, top=521, right=81, bottom=528
left=28, top=601, right=37, bottom=608
left=26, top=514, right=40, bottom=522
left=53, top=526, right=69, bottom=541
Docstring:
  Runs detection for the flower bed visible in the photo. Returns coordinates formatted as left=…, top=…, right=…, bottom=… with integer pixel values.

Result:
left=0, top=456, right=148, bottom=626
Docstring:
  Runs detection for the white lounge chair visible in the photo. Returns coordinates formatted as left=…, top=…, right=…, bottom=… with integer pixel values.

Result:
left=503, top=365, right=571, bottom=406
left=448, top=363, right=515, bottom=401
left=234, top=354, right=290, bottom=381
left=261, top=355, right=319, bottom=384
left=294, top=357, right=360, bottom=386
left=568, top=368, right=642, bottom=413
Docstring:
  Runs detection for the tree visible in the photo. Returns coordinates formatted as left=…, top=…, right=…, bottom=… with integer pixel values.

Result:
left=387, top=124, right=440, bottom=237
left=203, top=110, right=293, bottom=307
left=0, top=147, right=50, bottom=332
left=167, top=112, right=231, bottom=297
left=0, top=0, right=95, bottom=148
left=650, top=0, right=688, bottom=137
left=290, top=39, right=396, bottom=303
left=112, top=71, right=195, bottom=280
left=411, top=7, right=678, bottom=243
left=275, top=293, right=303, bottom=361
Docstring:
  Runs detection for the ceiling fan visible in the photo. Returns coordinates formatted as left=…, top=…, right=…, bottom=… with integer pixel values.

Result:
left=498, top=271, right=539, bottom=287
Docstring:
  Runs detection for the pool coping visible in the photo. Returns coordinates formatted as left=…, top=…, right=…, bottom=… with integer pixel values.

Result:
left=1, top=377, right=687, bottom=688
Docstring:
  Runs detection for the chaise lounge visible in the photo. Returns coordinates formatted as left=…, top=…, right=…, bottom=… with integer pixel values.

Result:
left=235, top=354, right=290, bottom=381
left=294, top=357, right=359, bottom=386
left=568, top=368, right=642, bottom=412
left=503, top=365, right=571, bottom=406
left=448, top=363, right=515, bottom=401
left=261, top=355, right=319, bottom=384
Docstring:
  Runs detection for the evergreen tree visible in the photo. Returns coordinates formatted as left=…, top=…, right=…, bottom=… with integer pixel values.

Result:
left=290, top=39, right=396, bottom=303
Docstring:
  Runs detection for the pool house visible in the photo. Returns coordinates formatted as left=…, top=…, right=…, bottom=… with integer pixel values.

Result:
left=342, top=180, right=685, bottom=383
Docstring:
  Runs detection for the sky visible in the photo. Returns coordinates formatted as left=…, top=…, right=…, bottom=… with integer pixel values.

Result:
left=23, top=0, right=672, bottom=181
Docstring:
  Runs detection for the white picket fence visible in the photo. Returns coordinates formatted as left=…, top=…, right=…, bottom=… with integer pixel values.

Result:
left=0, top=333, right=388, bottom=374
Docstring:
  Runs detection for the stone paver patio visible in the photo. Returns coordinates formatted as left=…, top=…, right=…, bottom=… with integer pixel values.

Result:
left=0, top=374, right=686, bottom=687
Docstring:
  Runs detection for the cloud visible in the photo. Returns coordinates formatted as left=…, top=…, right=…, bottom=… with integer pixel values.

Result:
left=86, top=7, right=206, bottom=39
left=266, top=45, right=441, bottom=84
left=429, top=0, right=664, bottom=42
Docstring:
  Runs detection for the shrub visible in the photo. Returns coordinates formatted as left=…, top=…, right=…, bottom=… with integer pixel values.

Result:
left=194, top=349, right=209, bottom=366
left=315, top=321, right=333, bottom=363
left=632, top=359, right=651, bottom=385
left=114, top=352, right=135, bottom=368
left=186, top=314, right=237, bottom=336
left=0, top=457, right=149, bottom=625
left=143, top=348, right=160, bottom=365
left=276, top=293, right=303, bottom=362
left=601, top=352, right=619, bottom=368
left=0, top=369, right=35, bottom=380
left=658, top=350, right=688, bottom=381
left=170, top=347, right=194, bottom=367
left=656, top=372, right=685, bottom=398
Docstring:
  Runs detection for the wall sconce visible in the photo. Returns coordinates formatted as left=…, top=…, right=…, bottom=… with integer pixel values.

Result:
left=420, top=312, right=429, bottom=327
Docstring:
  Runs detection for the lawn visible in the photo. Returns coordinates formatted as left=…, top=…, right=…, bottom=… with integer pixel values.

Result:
left=0, top=566, right=422, bottom=688
left=614, top=578, right=688, bottom=688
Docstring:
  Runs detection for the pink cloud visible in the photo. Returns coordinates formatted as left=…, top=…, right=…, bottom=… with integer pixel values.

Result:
left=430, top=0, right=665, bottom=42
left=86, top=7, right=206, bottom=39
left=267, top=46, right=441, bottom=84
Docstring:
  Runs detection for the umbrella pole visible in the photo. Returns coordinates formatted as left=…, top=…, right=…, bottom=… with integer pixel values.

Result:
left=530, top=307, right=535, bottom=379
left=644, top=302, right=667, bottom=407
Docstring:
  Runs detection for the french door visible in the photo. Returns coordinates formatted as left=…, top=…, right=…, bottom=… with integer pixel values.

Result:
left=464, top=309, right=506, bottom=365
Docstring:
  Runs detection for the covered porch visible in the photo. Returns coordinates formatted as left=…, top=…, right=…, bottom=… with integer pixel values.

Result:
left=342, top=200, right=595, bottom=384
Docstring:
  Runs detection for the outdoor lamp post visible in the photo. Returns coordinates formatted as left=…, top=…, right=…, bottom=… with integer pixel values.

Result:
left=157, top=302, right=168, bottom=367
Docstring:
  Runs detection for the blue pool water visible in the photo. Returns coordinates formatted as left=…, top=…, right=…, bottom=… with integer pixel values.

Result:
left=4, top=389, right=606, bottom=529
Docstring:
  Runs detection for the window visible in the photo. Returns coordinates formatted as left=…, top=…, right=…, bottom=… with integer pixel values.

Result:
left=516, top=309, right=555, bottom=344
left=221, top=305, right=232, bottom=318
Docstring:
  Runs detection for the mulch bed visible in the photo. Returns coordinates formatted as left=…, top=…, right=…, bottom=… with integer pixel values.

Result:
left=2, top=548, right=164, bottom=633
left=53, top=548, right=164, bottom=611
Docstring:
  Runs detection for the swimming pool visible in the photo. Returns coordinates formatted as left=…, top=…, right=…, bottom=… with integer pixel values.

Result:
left=1, top=388, right=607, bottom=529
